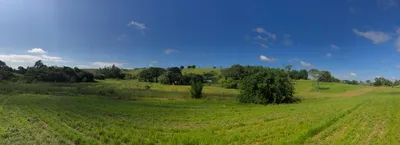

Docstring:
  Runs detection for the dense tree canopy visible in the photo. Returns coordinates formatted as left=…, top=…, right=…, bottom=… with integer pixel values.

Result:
left=95, top=65, right=125, bottom=79
left=138, top=67, right=165, bottom=82
left=238, top=67, right=298, bottom=104
left=374, top=77, right=393, bottom=86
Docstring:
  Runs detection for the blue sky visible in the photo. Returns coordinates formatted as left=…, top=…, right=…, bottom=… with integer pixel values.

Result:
left=1, top=0, right=400, bottom=80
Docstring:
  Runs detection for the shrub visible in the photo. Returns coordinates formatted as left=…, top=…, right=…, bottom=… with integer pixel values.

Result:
left=94, top=73, right=106, bottom=80
left=237, top=68, right=298, bottom=104
left=218, top=78, right=238, bottom=89
left=190, top=80, right=203, bottom=99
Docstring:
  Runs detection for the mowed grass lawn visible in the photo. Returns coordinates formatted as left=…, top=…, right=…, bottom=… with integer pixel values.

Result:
left=1, top=80, right=400, bottom=144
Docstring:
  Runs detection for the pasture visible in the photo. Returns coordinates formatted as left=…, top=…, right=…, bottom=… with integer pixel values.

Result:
left=0, top=80, right=399, bottom=144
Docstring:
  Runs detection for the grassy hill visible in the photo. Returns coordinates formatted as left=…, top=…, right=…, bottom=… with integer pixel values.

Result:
left=1, top=80, right=399, bottom=144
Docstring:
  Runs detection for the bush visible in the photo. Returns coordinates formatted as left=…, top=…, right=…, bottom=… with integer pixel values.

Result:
left=180, top=73, right=204, bottom=85
left=190, top=80, right=203, bottom=99
left=237, top=68, right=298, bottom=104
left=218, top=78, right=238, bottom=89
left=94, top=73, right=106, bottom=80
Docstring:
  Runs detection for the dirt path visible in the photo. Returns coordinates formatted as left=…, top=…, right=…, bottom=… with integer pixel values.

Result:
left=336, top=87, right=375, bottom=97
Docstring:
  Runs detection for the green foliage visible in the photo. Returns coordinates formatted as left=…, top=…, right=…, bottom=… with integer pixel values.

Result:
left=96, top=65, right=125, bottom=79
left=157, top=67, right=183, bottom=85
left=181, top=73, right=203, bottom=85
left=374, top=77, right=393, bottom=86
left=218, top=78, right=238, bottom=89
left=138, top=67, right=165, bottom=82
left=190, top=80, right=203, bottom=99
left=187, top=65, right=196, bottom=69
left=299, top=69, right=308, bottom=80
left=237, top=68, right=298, bottom=104
left=342, top=80, right=359, bottom=85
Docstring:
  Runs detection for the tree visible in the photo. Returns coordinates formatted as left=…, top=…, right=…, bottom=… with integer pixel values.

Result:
left=0, top=61, right=15, bottom=81
left=191, top=65, right=196, bottom=69
left=187, top=65, right=192, bottom=69
left=180, top=66, right=184, bottom=69
left=237, top=68, right=298, bottom=104
left=299, top=69, right=308, bottom=80
left=309, top=69, right=321, bottom=90
left=17, top=66, right=27, bottom=74
left=181, top=73, right=203, bottom=85
left=159, top=67, right=183, bottom=85
left=96, top=64, right=125, bottom=79
left=190, top=80, right=203, bottom=99
left=138, top=67, right=165, bottom=82
left=366, top=80, right=372, bottom=85
left=0, top=60, right=7, bottom=69
left=289, top=70, right=300, bottom=80
left=34, top=60, right=46, bottom=68
left=374, top=77, right=392, bottom=86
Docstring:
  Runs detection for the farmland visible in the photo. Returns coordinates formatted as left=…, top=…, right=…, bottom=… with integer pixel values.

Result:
left=1, top=79, right=400, bottom=144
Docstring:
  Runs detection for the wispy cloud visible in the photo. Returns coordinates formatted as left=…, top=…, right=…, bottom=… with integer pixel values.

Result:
left=164, top=49, right=177, bottom=54
left=396, top=37, right=400, bottom=52
left=300, top=61, right=312, bottom=67
left=283, top=34, right=293, bottom=46
left=117, top=34, right=127, bottom=41
left=378, top=0, right=399, bottom=10
left=331, top=44, right=340, bottom=50
left=151, top=60, right=158, bottom=64
left=396, top=65, right=400, bottom=68
left=27, top=48, right=46, bottom=54
left=350, top=72, right=357, bottom=76
left=128, top=21, right=146, bottom=35
left=253, top=28, right=276, bottom=40
left=259, top=43, right=268, bottom=48
left=353, top=29, right=391, bottom=44
left=326, top=53, right=332, bottom=57
left=127, top=21, right=146, bottom=30
left=395, top=28, right=400, bottom=52
left=349, top=6, right=357, bottom=14
left=260, top=55, right=277, bottom=62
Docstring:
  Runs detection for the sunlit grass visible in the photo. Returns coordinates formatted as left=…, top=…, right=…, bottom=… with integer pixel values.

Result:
left=1, top=81, right=400, bottom=144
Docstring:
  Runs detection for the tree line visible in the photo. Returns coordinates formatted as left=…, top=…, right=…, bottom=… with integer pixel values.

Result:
left=0, top=60, right=125, bottom=83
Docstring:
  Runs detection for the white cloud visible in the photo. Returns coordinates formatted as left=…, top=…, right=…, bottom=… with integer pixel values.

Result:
left=300, top=61, right=312, bottom=67
left=253, top=28, right=276, bottom=40
left=27, top=48, right=46, bottom=54
left=254, top=28, right=267, bottom=34
left=396, top=65, right=400, bottom=68
left=260, top=43, right=268, bottom=48
left=151, top=60, right=158, bottom=64
left=326, top=53, right=332, bottom=57
left=127, top=21, right=146, bottom=30
left=350, top=72, right=357, bottom=76
left=260, top=55, right=277, bottom=62
left=331, top=44, right=339, bottom=50
left=353, top=29, right=391, bottom=44
left=0, top=54, right=64, bottom=68
left=164, top=49, right=177, bottom=54
left=92, top=62, right=121, bottom=68
left=376, top=76, right=383, bottom=78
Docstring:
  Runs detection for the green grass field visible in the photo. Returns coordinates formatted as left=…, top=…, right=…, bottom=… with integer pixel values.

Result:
left=1, top=80, right=400, bottom=144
